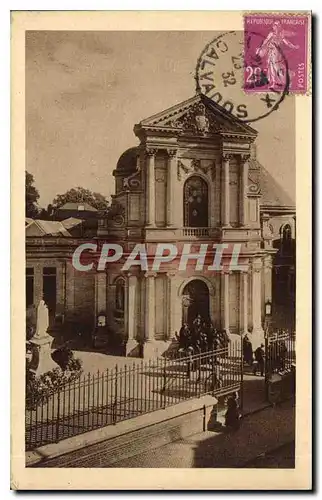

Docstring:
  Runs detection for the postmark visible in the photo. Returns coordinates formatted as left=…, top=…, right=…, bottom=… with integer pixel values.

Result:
left=243, top=13, right=310, bottom=94
left=195, top=30, right=288, bottom=123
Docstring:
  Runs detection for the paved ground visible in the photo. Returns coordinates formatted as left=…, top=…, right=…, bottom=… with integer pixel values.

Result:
left=74, top=350, right=143, bottom=373
left=244, top=441, right=295, bottom=468
left=110, top=399, right=295, bottom=468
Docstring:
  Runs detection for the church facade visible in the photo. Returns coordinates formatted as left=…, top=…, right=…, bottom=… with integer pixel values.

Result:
left=96, top=94, right=280, bottom=357
left=26, top=93, right=295, bottom=357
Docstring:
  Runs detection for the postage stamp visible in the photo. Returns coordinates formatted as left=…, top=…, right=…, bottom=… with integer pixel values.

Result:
left=243, top=13, right=310, bottom=94
left=195, top=30, right=288, bottom=123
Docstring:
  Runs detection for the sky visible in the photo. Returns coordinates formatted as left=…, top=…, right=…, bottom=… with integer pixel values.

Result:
left=26, top=31, right=295, bottom=208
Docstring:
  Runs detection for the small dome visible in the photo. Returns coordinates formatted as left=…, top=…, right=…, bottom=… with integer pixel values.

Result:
left=116, top=147, right=138, bottom=173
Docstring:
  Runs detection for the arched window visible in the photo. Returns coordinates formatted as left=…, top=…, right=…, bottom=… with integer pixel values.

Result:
left=114, top=277, right=125, bottom=319
left=281, top=224, right=292, bottom=255
left=183, top=175, right=208, bottom=227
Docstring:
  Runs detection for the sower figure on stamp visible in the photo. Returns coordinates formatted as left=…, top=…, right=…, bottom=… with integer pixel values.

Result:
left=256, top=20, right=299, bottom=89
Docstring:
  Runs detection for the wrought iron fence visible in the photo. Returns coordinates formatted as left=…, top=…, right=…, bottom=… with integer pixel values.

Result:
left=265, top=331, right=296, bottom=376
left=26, top=342, right=242, bottom=451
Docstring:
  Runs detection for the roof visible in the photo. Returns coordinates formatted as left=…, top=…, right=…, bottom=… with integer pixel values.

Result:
left=58, top=202, right=98, bottom=212
left=260, top=165, right=295, bottom=209
left=26, top=217, right=83, bottom=237
left=115, top=147, right=138, bottom=172
left=61, top=217, right=83, bottom=230
left=136, top=93, right=258, bottom=138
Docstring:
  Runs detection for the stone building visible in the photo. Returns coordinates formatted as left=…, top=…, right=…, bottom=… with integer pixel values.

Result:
left=96, top=93, right=295, bottom=357
left=26, top=93, right=295, bottom=356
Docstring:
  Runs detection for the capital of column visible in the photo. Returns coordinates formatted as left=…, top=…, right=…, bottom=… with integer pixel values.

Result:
left=167, top=149, right=177, bottom=158
left=125, top=272, right=138, bottom=280
left=166, top=271, right=176, bottom=278
left=239, top=153, right=250, bottom=164
left=252, top=261, right=262, bottom=273
left=144, top=272, right=157, bottom=279
left=222, top=153, right=233, bottom=162
left=146, top=147, right=157, bottom=157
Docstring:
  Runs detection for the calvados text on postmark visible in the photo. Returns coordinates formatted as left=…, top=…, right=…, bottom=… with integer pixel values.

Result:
left=195, top=31, right=288, bottom=123
left=243, top=12, right=311, bottom=94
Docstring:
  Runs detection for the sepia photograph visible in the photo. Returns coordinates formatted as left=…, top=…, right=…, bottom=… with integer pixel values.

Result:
left=11, top=10, right=312, bottom=490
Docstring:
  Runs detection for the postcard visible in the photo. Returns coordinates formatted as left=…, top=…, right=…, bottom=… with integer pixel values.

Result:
left=11, top=10, right=312, bottom=490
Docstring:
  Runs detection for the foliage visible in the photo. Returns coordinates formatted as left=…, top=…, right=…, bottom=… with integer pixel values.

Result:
left=26, top=350, right=83, bottom=410
left=38, top=204, right=55, bottom=220
left=52, top=187, right=110, bottom=212
left=26, top=366, right=83, bottom=410
left=25, top=171, right=40, bottom=218
left=51, top=346, right=74, bottom=370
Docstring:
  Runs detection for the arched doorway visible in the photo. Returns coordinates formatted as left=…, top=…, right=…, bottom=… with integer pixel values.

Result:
left=182, top=279, right=210, bottom=326
left=183, top=175, right=208, bottom=227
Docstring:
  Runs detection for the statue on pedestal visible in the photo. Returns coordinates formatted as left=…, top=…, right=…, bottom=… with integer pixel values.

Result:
left=29, top=299, right=58, bottom=376
left=34, top=299, right=49, bottom=338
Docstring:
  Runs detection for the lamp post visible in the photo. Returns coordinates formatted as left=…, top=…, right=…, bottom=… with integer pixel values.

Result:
left=264, top=300, right=272, bottom=337
left=264, top=300, right=272, bottom=400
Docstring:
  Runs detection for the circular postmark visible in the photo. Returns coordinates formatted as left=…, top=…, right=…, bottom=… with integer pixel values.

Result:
left=195, top=30, right=289, bottom=123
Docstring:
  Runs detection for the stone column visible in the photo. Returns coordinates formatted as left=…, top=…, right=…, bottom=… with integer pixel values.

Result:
left=95, top=272, right=107, bottom=316
left=145, top=148, right=157, bottom=226
left=144, top=272, right=155, bottom=341
left=240, top=154, right=250, bottom=226
left=167, top=149, right=177, bottom=227
left=263, top=256, right=273, bottom=303
left=34, top=263, right=43, bottom=306
left=65, top=261, right=75, bottom=313
left=126, top=273, right=138, bottom=355
left=251, top=258, right=264, bottom=348
left=221, top=271, right=230, bottom=335
left=240, top=270, right=249, bottom=334
left=222, top=154, right=231, bottom=227
left=166, top=271, right=180, bottom=341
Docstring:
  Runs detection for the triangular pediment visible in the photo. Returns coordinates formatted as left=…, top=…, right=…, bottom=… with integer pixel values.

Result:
left=138, top=94, right=257, bottom=138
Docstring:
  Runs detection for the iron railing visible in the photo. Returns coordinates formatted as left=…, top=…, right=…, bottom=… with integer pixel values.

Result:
left=26, top=342, right=242, bottom=451
left=265, top=331, right=296, bottom=376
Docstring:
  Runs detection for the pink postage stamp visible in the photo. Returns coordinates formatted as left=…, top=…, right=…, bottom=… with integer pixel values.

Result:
left=243, top=13, right=310, bottom=94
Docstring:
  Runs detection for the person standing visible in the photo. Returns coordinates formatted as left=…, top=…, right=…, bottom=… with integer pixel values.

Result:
left=253, top=343, right=265, bottom=376
left=225, top=392, right=242, bottom=431
left=243, top=334, right=253, bottom=366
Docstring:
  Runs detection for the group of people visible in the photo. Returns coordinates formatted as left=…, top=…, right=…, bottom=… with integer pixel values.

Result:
left=176, top=314, right=230, bottom=353
left=243, top=335, right=265, bottom=377
left=243, top=333, right=289, bottom=377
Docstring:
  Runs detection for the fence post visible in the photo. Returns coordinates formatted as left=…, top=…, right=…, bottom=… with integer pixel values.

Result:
left=55, top=386, right=61, bottom=443
left=264, top=335, right=269, bottom=401
left=162, top=358, right=167, bottom=409
left=239, top=340, right=244, bottom=412
left=113, top=364, right=118, bottom=424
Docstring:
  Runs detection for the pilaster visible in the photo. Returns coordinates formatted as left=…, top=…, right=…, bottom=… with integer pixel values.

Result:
left=167, top=149, right=177, bottom=227
left=222, top=154, right=232, bottom=227
left=240, top=154, right=250, bottom=226
left=145, top=148, right=157, bottom=227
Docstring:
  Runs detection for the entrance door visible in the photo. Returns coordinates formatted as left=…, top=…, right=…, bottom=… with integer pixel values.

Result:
left=182, top=279, right=210, bottom=326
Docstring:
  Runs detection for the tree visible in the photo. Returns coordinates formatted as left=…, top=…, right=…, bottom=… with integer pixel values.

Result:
left=52, top=187, right=110, bottom=212
left=25, top=171, right=40, bottom=218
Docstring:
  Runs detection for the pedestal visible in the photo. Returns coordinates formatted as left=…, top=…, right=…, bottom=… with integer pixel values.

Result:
left=126, top=338, right=139, bottom=357
left=29, top=334, right=58, bottom=376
